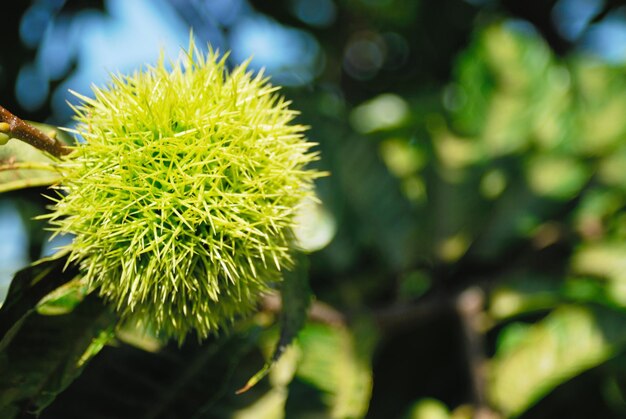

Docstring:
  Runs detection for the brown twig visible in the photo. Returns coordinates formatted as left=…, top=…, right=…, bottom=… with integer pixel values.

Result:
left=0, top=105, right=71, bottom=158
left=457, top=287, right=500, bottom=419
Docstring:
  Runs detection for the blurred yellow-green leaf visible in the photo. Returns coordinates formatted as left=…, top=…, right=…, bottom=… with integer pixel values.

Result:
left=406, top=398, right=451, bottom=419
left=489, top=305, right=621, bottom=416
left=0, top=122, right=71, bottom=193
left=295, top=321, right=376, bottom=418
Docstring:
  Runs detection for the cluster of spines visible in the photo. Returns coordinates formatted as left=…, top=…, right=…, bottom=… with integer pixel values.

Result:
left=47, top=42, right=322, bottom=340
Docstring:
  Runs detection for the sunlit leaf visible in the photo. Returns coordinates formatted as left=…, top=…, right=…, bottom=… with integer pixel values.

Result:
left=0, top=121, right=72, bottom=192
left=294, top=320, right=376, bottom=418
left=571, top=242, right=626, bottom=306
left=379, top=138, right=426, bottom=178
left=489, top=281, right=559, bottom=320
left=350, top=94, right=410, bottom=134
left=36, top=278, right=88, bottom=316
left=525, top=155, right=589, bottom=200
left=489, top=305, right=626, bottom=416
left=406, top=398, right=450, bottom=419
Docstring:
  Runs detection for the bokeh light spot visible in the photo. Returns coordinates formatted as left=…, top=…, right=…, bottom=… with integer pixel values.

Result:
left=480, top=169, right=507, bottom=199
left=526, top=155, right=589, bottom=200
left=350, top=94, right=409, bottom=133
left=291, top=0, right=337, bottom=28
left=437, top=233, right=470, bottom=262
left=19, top=5, right=53, bottom=48
left=293, top=198, right=337, bottom=253
left=343, top=32, right=385, bottom=80
left=379, top=138, right=425, bottom=177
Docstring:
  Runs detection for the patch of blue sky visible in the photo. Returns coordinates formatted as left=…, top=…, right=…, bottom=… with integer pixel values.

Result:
left=582, top=8, right=626, bottom=63
left=46, top=0, right=190, bottom=121
left=0, top=203, right=28, bottom=304
left=229, top=14, right=321, bottom=86
left=552, top=0, right=604, bottom=41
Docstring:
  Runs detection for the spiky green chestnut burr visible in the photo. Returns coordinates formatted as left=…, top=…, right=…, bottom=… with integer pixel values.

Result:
left=47, top=42, right=322, bottom=341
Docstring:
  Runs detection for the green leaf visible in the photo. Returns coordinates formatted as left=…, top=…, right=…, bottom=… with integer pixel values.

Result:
left=237, top=254, right=311, bottom=394
left=0, top=254, right=79, bottom=341
left=36, top=279, right=88, bottom=316
left=488, top=273, right=568, bottom=320
left=525, top=155, right=590, bottom=200
left=0, top=121, right=71, bottom=192
left=0, top=253, right=115, bottom=417
left=292, top=320, right=376, bottom=418
left=406, top=398, right=451, bottom=419
left=41, top=328, right=265, bottom=419
left=0, top=294, right=115, bottom=418
left=489, top=304, right=626, bottom=417
left=0, top=140, right=60, bottom=193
